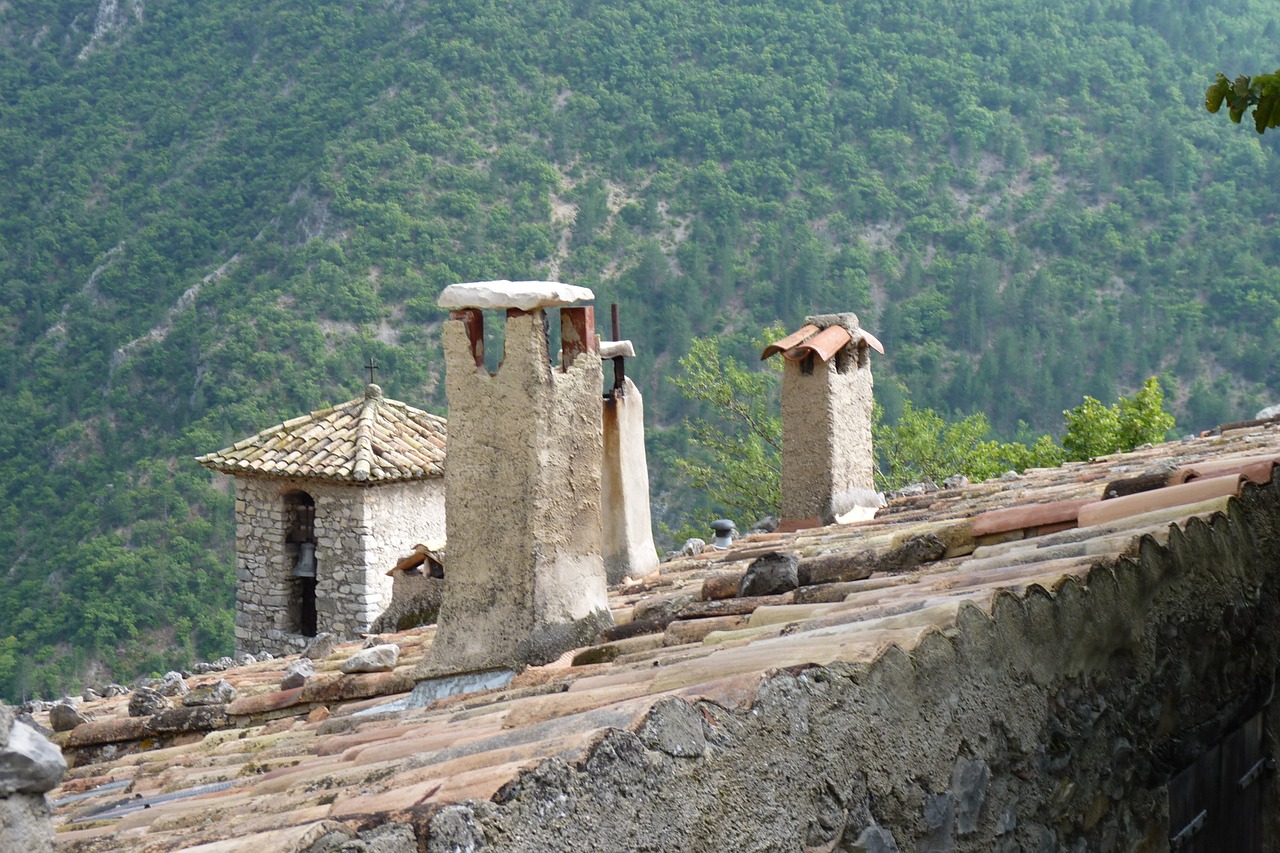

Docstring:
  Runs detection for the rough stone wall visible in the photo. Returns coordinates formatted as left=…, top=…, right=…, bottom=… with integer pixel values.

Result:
left=373, top=478, right=1280, bottom=852
left=234, top=477, right=444, bottom=655
left=780, top=316, right=874, bottom=522
left=601, top=377, right=659, bottom=584
left=424, top=309, right=611, bottom=676
left=371, top=573, right=446, bottom=634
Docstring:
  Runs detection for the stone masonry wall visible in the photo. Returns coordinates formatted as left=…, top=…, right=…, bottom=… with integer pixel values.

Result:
left=367, top=476, right=1280, bottom=851
left=234, top=477, right=444, bottom=655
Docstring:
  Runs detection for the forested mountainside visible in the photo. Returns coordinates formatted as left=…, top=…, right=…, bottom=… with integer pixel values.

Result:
left=1, top=0, right=1278, bottom=700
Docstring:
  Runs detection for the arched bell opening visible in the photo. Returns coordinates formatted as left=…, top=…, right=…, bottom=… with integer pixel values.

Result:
left=283, top=490, right=318, bottom=637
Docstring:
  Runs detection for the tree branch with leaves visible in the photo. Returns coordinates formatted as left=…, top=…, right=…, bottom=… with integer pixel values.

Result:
left=1206, top=71, right=1280, bottom=133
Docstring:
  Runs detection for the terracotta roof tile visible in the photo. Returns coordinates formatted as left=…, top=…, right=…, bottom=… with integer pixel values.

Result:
left=783, top=324, right=853, bottom=362
left=196, top=384, right=445, bottom=483
left=760, top=324, right=820, bottom=359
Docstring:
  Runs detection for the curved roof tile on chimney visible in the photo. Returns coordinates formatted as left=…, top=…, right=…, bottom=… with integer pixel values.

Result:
left=195, top=384, right=446, bottom=484
left=761, top=323, right=884, bottom=362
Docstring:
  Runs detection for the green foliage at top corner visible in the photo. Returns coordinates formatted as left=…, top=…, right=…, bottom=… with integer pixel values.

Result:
left=1061, top=377, right=1177, bottom=460
left=1207, top=71, right=1280, bottom=133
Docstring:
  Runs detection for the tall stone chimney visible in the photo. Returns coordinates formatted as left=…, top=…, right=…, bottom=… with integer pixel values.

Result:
left=422, top=281, right=612, bottom=676
left=762, top=312, right=884, bottom=524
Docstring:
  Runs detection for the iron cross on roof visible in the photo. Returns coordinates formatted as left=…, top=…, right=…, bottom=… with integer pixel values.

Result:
left=365, top=358, right=379, bottom=385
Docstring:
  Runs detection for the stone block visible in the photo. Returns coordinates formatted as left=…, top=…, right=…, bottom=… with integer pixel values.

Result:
left=147, top=705, right=229, bottom=734
left=48, top=703, right=91, bottom=733
left=438, top=279, right=594, bottom=310
left=128, top=687, right=172, bottom=717
left=183, top=680, right=237, bottom=707
left=0, top=794, right=55, bottom=853
left=738, top=552, right=800, bottom=597
left=340, top=644, right=400, bottom=673
left=0, top=709, right=66, bottom=795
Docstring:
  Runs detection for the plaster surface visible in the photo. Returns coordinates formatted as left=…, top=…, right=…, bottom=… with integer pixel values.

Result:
left=601, top=377, right=659, bottom=584
left=422, top=309, right=611, bottom=676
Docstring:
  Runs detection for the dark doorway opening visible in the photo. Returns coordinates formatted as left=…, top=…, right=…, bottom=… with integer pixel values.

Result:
left=284, top=491, right=317, bottom=637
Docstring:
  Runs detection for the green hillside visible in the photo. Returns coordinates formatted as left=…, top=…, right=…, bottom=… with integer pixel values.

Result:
left=1, top=0, right=1278, bottom=700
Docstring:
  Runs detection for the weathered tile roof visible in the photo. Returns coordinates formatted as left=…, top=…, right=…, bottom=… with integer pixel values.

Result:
left=44, top=422, right=1280, bottom=851
left=195, top=384, right=446, bottom=484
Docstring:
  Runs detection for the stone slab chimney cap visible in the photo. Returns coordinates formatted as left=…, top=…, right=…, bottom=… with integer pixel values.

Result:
left=438, top=280, right=595, bottom=311
left=598, top=339, right=636, bottom=359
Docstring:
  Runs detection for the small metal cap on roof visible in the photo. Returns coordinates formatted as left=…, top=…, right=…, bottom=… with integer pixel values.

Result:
left=710, top=519, right=737, bottom=549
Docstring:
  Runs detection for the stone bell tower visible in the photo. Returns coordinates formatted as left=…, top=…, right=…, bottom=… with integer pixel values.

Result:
left=422, top=280, right=613, bottom=676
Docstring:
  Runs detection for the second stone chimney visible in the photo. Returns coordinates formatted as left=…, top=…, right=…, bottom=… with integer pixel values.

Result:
left=421, top=281, right=613, bottom=676
left=762, top=312, right=884, bottom=524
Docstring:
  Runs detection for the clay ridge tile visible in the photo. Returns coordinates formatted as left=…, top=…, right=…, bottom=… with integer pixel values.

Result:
left=1177, top=454, right=1280, bottom=483
left=783, top=325, right=853, bottom=363
left=1077, top=474, right=1246, bottom=528
left=761, top=324, right=820, bottom=359
left=971, top=498, right=1096, bottom=538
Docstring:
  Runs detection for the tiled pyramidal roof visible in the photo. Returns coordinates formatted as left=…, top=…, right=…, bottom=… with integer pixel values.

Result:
left=46, top=422, right=1280, bottom=851
left=195, top=384, right=446, bottom=483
